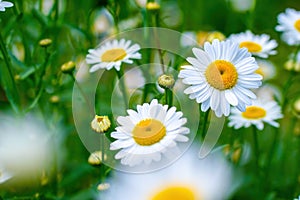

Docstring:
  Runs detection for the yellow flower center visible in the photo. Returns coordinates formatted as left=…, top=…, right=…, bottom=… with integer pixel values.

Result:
left=205, top=60, right=238, bottom=90
left=239, top=41, right=262, bottom=53
left=242, top=106, right=266, bottom=119
left=151, top=186, right=197, bottom=200
left=294, top=19, right=300, bottom=32
left=132, top=119, right=166, bottom=146
left=101, top=48, right=127, bottom=62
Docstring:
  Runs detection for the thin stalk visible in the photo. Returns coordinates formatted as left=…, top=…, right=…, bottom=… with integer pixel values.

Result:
left=197, top=105, right=210, bottom=140
left=282, top=45, right=300, bottom=109
left=70, top=75, right=94, bottom=114
left=115, top=69, right=129, bottom=110
left=0, top=33, right=20, bottom=112
left=252, top=125, right=260, bottom=172
left=265, top=126, right=280, bottom=181
left=151, top=10, right=165, bottom=73
left=165, top=88, right=173, bottom=107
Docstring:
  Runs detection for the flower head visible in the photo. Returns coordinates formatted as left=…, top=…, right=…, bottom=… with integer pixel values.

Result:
left=110, top=99, right=190, bottom=166
left=100, top=147, right=239, bottom=200
left=158, top=74, right=175, bottom=89
left=61, top=61, right=76, bottom=74
left=179, top=39, right=262, bottom=117
left=228, top=99, right=283, bottom=130
left=88, top=151, right=107, bottom=166
left=39, top=38, right=52, bottom=47
left=86, top=39, right=141, bottom=72
left=276, top=8, right=300, bottom=45
left=228, top=30, right=278, bottom=58
left=91, top=115, right=111, bottom=133
left=0, top=0, right=13, bottom=12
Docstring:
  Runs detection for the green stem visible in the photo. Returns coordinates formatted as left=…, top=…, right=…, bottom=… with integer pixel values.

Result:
left=252, top=125, right=260, bottom=172
left=0, top=33, right=20, bottom=112
left=115, top=69, right=129, bottom=110
left=165, top=88, right=173, bottom=107
left=197, top=105, right=210, bottom=140
left=70, top=75, right=94, bottom=114
left=151, top=12, right=165, bottom=73
left=265, top=126, right=280, bottom=181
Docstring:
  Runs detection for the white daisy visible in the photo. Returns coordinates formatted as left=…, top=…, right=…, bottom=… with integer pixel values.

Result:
left=86, top=39, right=141, bottom=72
left=110, top=99, right=190, bottom=167
left=0, top=0, right=13, bottom=12
left=178, top=39, right=262, bottom=117
left=294, top=195, right=300, bottom=200
left=228, top=99, right=283, bottom=130
left=276, top=8, right=300, bottom=46
left=100, top=147, right=239, bottom=200
left=228, top=30, right=278, bottom=58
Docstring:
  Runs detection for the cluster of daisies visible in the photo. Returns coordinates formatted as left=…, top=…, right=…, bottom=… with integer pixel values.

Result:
left=82, top=6, right=300, bottom=200
left=84, top=8, right=300, bottom=169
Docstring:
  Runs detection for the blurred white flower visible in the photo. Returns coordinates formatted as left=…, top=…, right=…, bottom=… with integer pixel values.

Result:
left=227, top=0, right=255, bottom=12
left=255, top=59, right=276, bottom=81
left=255, top=84, right=282, bottom=102
left=0, top=0, right=13, bottom=12
left=276, top=8, right=300, bottom=46
left=100, top=146, right=240, bottom=200
left=91, top=8, right=114, bottom=37
left=0, top=166, right=13, bottom=184
left=294, top=195, right=300, bottom=200
left=0, top=115, right=55, bottom=183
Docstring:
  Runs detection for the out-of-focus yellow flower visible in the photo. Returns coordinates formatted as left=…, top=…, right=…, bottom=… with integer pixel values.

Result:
left=146, top=2, right=160, bottom=11
left=50, top=95, right=60, bottom=104
left=196, top=31, right=226, bottom=46
left=285, top=60, right=300, bottom=72
left=39, top=38, right=52, bottom=48
left=88, top=151, right=107, bottom=166
left=97, top=183, right=110, bottom=191
left=61, top=61, right=76, bottom=74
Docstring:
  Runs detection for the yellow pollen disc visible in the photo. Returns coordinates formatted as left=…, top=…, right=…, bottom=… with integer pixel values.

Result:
left=205, top=60, right=238, bottom=90
left=152, top=186, right=196, bottom=200
left=294, top=19, right=300, bottom=32
left=132, top=119, right=166, bottom=146
left=101, top=48, right=127, bottom=62
left=239, top=41, right=262, bottom=53
left=242, top=106, right=266, bottom=119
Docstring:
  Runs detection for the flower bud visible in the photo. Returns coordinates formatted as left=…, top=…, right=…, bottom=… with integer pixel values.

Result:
left=158, top=74, right=175, bottom=89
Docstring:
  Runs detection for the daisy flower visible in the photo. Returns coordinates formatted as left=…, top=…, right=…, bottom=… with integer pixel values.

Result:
left=228, top=99, right=283, bottom=130
left=110, top=99, right=190, bottom=166
left=100, top=147, right=239, bottom=200
left=179, top=39, right=262, bottom=117
left=0, top=0, right=13, bottom=12
left=86, top=39, right=141, bottom=72
left=228, top=30, right=278, bottom=58
left=294, top=195, right=300, bottom=200
left=275, top=8, right=300, bottom=46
